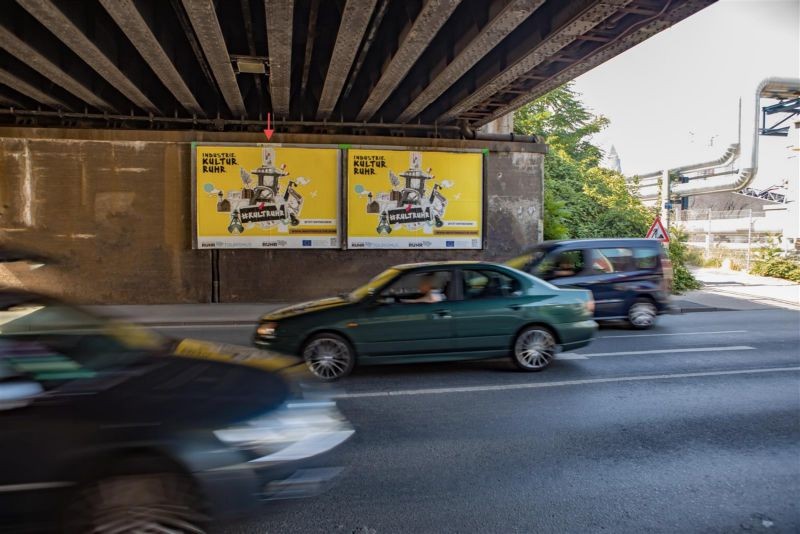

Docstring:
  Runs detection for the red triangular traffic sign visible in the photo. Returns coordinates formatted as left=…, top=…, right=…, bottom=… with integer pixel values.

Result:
left=646, top=217, right=670, bottom=243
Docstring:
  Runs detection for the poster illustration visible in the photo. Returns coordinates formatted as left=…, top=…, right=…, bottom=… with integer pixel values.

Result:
left=347, top=149, right=483, bottom=249
left=194, top=145, right=339, bottom=248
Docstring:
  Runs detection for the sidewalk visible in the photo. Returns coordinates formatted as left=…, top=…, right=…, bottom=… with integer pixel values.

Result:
left=88, top=268, right=799, bottom=327
left=673, top=268, right=800, bottom=312
left=88, top=303, right=289, bottom=326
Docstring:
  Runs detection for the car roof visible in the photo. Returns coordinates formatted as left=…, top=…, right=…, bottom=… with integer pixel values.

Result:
left=534, top=238, right=663, bottom=249
left=393, top=261, right=504, bottom=270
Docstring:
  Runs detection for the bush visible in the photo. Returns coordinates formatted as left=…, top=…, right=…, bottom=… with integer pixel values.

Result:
left=748, top=238, right=800, bottom=282
left=683, top=246, right=705, bottom=266
left=751, top=257, right=800, bottom=282
left=667, top=228, right=701, bottom=294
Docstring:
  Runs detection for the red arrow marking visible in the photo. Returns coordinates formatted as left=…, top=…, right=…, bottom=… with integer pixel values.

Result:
left=264, top=112, right=274, bottom=141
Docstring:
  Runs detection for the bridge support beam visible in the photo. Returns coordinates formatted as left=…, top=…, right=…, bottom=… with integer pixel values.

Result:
left=181, top=0, right=246, bottom=118
left=0, top=25, right=115, bottom=112
left=397, top=0, right=544, bottom=123
left=100, top=0, right=204, bottom=117
left=316, top=0, right=376, bottom=120
left=17, top=0, right=160, bottom=114
left=0, top=67, right=70, bottom=110
left=357, top=0, right=461, bottom=122
left=265, top=0, right=294, bottom=118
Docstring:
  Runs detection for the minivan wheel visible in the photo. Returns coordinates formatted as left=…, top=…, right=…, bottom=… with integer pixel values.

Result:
left=512, top=326, right=556, bottom=371
left=303, top=333, right=355, bottom=381
left=628, top=299, right=657, bottom=329
left=64, top=472, right=207, bottom=533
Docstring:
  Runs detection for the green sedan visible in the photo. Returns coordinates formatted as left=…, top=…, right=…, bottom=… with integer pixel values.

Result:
left=254, top=262, right=597, bottom=380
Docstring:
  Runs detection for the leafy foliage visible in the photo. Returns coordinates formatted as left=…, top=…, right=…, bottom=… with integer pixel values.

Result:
left=515, top=83, right=652, bottom=240
left=667, top=228, right=702, bottom=294
left=750, top=238, right=800, bottom=282
left=515, top=83, right=699, bottom=293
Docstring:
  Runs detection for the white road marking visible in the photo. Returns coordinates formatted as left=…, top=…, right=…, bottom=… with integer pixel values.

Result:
left=335, top=367, right=800, bottom=399
left=598, top=330, right=746, bottom=339
left=556, top=353, right=588, bottom=360
left=563, top=345, right=755, bottom=358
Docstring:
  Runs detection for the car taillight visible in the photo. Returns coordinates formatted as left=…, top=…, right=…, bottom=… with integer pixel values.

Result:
left=661, top=257, right=673, bottom=292
left=586, top=296, right=595, bottom=314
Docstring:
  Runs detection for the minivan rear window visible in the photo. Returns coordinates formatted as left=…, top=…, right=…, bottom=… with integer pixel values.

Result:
left=633, top=247, right=660, bottom=269
left=592, top=248, right=634, bottom=273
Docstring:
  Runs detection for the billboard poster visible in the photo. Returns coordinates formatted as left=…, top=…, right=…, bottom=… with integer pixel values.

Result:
left=194, top=145, right=339, bottom=249
left=346, top=149, right=483, bottom=249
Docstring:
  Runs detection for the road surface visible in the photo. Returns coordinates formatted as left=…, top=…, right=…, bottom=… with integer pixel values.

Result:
left=155, top=308, right=800, bottom=533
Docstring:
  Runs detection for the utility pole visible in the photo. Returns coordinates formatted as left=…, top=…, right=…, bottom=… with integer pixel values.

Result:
left=661, top=169, right=671, bottom=229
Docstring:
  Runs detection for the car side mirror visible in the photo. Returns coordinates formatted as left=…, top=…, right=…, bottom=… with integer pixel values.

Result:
left=0, top=379, right=43, bottom=411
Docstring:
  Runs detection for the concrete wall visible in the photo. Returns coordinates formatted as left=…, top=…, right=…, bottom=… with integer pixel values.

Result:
left=0, top=128, right=545, bottom=303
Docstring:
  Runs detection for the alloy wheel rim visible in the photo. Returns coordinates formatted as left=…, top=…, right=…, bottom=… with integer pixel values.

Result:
left=516, top=330, right=555, bottom=369
left=78, top=475, right=206, bottom=534
left=305, top=338, right=351, bottom=379
left=629, top=302, right=656, bottom=326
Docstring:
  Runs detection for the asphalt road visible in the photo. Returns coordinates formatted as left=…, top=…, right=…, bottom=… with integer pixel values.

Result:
left=157, top=308, right=800, bottom=533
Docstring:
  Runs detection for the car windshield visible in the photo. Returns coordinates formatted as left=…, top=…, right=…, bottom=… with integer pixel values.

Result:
left=0, top=301, right=169, bottom=381
left=505, top=248, right=548, bottom=271
left=347, top=268, right=401, bottom=302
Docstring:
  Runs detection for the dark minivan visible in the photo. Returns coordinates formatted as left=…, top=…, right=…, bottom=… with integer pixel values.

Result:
left=507, top=238, right=673, bottom=329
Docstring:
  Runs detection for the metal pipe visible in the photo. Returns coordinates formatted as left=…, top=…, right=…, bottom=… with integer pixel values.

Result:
left=673, top=143, right=740, bottom=174
left=473, top=132, right=539, bottom=143
left=458, top=121, right=538, bottom=143
left=636, top=77, right=800, bottom=199
left=627, top=143, right=739, bottom=183
left=674, top=77, right=800, bottom=196
left=211, top=249, right=220, bottom=303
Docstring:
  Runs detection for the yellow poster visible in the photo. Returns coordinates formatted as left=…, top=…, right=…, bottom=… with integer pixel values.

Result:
left=194, top=145, right=339, bottom=248
left=347, top=149, right=483, bottom=249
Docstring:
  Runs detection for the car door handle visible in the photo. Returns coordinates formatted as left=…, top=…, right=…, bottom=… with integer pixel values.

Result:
left=433, top=309, right=451, bottom=319
left=508, top=304, right=523, bottom=311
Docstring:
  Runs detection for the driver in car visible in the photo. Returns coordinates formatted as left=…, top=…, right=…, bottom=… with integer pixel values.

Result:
left=402, top=274, right=446, bottom=304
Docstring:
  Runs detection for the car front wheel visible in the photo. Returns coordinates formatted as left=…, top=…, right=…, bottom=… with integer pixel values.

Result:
left=64, top=471, right=207, bottom=533
left=512, top=326, right=556, bottom=371
left=627, top=299, right=658, bottom=329
left=303, top=333, right=355, bottom=381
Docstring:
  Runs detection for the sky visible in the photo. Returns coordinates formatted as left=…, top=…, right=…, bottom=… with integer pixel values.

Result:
left=572, top=0, right=799, bottom=191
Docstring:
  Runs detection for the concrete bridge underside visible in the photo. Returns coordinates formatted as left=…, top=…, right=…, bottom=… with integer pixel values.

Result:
left=0, top=0, right=714, bottom=137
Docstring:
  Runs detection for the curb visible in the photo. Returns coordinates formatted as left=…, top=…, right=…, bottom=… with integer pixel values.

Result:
left=131, top=320, right=258, bottom=328
left=678, top=306, right=734, bottom=314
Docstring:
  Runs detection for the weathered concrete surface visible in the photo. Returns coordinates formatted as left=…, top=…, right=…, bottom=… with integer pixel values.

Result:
left=0, top=128, right=544, bottom=303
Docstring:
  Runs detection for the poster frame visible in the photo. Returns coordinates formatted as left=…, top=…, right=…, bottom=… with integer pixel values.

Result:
left=343, top=145, right=485, bottom=251
left=191, top=142, right=342, bottom=250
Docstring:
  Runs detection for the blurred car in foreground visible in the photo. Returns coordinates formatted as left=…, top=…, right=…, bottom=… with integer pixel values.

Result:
left=506, top=238, right=673, bottom=329
left=0, top=291, right=353, bottom=532
left=254, top=261, right=597, bottom=380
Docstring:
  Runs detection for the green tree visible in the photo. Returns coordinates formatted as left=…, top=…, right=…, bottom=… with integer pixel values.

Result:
left=515, top=83, right=652, bottom=240
left=515, top=83, right=698, bottom=293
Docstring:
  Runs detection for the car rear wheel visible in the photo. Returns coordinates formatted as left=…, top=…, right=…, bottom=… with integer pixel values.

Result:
left=628, top=299, right=657, bottom=329
left=64, top=471, right=207, bottom=533
left=303, top=333, right=355, bottom=381
left=512, top=326, right=556, bottom=371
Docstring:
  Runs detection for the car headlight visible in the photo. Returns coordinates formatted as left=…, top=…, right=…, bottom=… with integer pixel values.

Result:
left=214, top=401, right=353, bottom=463
left=257, top=322, right=278, bottom=338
